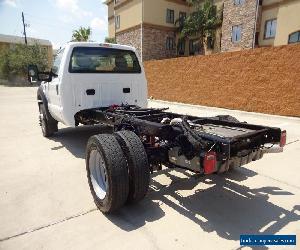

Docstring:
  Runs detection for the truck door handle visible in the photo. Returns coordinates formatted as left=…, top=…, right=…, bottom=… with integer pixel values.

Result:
left=86, top=89, right=95, bottom=95
left=56, top=85, right=59, bottom=95
left=123, top=88, right=130, bottom=93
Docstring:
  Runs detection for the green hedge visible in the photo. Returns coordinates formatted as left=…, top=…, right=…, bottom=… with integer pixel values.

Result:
left=0, top=43, right=48, bottom=80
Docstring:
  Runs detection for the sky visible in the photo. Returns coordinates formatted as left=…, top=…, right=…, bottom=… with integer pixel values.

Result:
left=0, top=0, right=108, bottom=49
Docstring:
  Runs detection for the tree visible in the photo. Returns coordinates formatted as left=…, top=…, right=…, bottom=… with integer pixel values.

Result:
left=105, top=37, right=117, bottom=44
left=72, top=27, right=91, bottom=42
left=0, top=43, right=48, bottom=80
left=179, top=0, right=222, bottom=52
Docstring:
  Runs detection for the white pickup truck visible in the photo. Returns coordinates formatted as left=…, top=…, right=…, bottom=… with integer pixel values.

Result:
left=28, top=42, right=286, bottom=213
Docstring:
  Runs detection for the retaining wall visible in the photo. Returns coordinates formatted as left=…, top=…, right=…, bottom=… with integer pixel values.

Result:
left=144, top=44, right=300, bottom=117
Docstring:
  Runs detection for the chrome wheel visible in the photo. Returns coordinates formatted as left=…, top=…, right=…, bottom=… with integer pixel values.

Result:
left=89, top=149, right=108, bottom=200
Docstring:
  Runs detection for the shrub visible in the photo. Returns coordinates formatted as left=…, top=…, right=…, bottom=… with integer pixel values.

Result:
left=0, top=43, right=48, bottom=80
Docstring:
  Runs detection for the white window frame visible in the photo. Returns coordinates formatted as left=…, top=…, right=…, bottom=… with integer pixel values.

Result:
left=264, top=19, right=277, bottom=39
left=232, top=25, right=242, bottom=43
left=166, top=9, right=174, bottom=24
left=288, top=31, right=300, bottom=44
left=166, top=37, right=175, bottom=50
left=234, top=0, right=245, bottom=5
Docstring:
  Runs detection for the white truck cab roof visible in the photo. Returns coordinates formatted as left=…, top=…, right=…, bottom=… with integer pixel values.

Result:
left=65, top=42, right=137, bottom=52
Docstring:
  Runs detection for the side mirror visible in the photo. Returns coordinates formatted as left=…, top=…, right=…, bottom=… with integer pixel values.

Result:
left=38, top=72, right=52, bottom=82
left=27, top=64, right=52, bottom=83
left=28, top=64, right=38, bottom=83
left=52, top=65, right=58, bottom=75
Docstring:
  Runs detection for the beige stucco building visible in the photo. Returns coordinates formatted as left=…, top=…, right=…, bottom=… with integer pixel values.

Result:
left=105, top=0, right=300, bottom=61
left=258, top=0, right=300, bottom=47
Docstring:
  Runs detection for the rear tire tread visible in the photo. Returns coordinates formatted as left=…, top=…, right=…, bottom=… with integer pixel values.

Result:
left=86, top=134, right=129, bottom=213
left=115, top=130, right=150, bottom=203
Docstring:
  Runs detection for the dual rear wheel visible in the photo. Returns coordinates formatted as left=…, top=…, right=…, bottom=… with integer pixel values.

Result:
left=86, top=130, right=150, bottom=213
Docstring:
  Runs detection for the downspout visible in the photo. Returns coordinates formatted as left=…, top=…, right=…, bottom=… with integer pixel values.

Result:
left=141, top=0, right=144, bottom=61
left=252, top=0, right=259, bottom=48
left=114, top=1, right=116, bottom=42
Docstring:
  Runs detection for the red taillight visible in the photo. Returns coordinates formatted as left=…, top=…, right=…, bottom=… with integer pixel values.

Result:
left=280, top=130, right=287, bottom=147
left=203, top=151, right=217, bottom=174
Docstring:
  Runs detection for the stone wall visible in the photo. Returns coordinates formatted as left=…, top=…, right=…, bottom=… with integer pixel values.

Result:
left=142, top=26, right=176, bottom=61
left=115, top=25, right=177, bottom=61
left=116, top=26, right=142, bottom=58
left=144, top=44, right=300, bottom=117
left=221, top=0, right=258, bottom=52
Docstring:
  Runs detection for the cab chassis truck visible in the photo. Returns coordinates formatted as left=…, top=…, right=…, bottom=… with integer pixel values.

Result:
left=28, top=42, right=286, bottom=213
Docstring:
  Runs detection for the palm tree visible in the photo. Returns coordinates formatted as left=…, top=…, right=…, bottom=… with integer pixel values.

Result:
left=72, top=27, right=91, bottom=42
left=179, top=0, right=222, bottom=52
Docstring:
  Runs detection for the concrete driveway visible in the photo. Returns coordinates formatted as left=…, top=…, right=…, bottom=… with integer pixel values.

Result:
left=0, top=86, right=299, bottom=250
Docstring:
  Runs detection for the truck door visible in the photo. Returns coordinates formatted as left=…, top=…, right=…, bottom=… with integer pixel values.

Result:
left=47, top=49, right=64, bottom=122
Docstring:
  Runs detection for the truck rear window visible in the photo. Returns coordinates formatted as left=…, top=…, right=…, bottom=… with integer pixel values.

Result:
left=69, top=47, right=141, bottom=73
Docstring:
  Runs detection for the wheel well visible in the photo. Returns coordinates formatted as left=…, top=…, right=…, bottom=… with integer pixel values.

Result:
left=36, top=87, right=57, bottom=125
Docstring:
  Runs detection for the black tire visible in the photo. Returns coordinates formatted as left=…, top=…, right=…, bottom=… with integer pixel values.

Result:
left=86, top=134, right=129, bottom=213
left=114, top=130, right=150, bottom=204
left=39, top=104, right=57, bottom=137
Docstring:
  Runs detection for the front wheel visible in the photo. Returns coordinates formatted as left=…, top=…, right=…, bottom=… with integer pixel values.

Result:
left=38, top=104, right=57, bottom=137
left=86, top=134, right=129, bottom=213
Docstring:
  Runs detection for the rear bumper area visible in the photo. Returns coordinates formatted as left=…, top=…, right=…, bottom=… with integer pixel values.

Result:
left=218, top=145, right=284, bottom=173
left=218, top=149, right=264, bottom=173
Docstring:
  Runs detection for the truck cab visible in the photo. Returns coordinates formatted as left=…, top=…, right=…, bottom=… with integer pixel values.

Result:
left=30, top=42, right=147, bottom=129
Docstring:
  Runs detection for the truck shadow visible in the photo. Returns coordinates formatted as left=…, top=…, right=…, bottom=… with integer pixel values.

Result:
left=107, top=167, right=299, bottom=249
left=49, top=125, right=113, bottom=158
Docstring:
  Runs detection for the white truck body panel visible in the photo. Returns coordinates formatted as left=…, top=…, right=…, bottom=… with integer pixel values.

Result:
left=43, top=42, right=148, bottom=127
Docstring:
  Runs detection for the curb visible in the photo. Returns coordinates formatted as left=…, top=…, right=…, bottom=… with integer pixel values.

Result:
left=148, top=99, right=300, bottom=122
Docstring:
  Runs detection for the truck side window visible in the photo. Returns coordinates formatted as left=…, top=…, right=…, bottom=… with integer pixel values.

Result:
left=52, top=49, right=64, bottom=75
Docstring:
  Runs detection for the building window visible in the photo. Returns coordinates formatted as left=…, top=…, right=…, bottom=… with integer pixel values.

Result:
left=207, top=36, right=214, bottom=49
left=211, top=5, right=217, bottom=15
left=189, top=39, right=200, bottom=55
left=177, top=39, right=185, bottom=55
left=288, top=31, right=300, bottom=44
left=255, top=32, right=260, bottom=46
left=234, top=0, right=245, bottom=5
left=264, top=19, right=277, bottom=39
left=166, top=9, right=174, bottom=24
left=166, top=37, right=175, bottom=50
left=232, top=25, right=242, bottom=43
left=179, top=12, right=186, bottom=26
left=115, top=15, right=120, bottom=29
left=42, top=47, right=48, bottom=54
